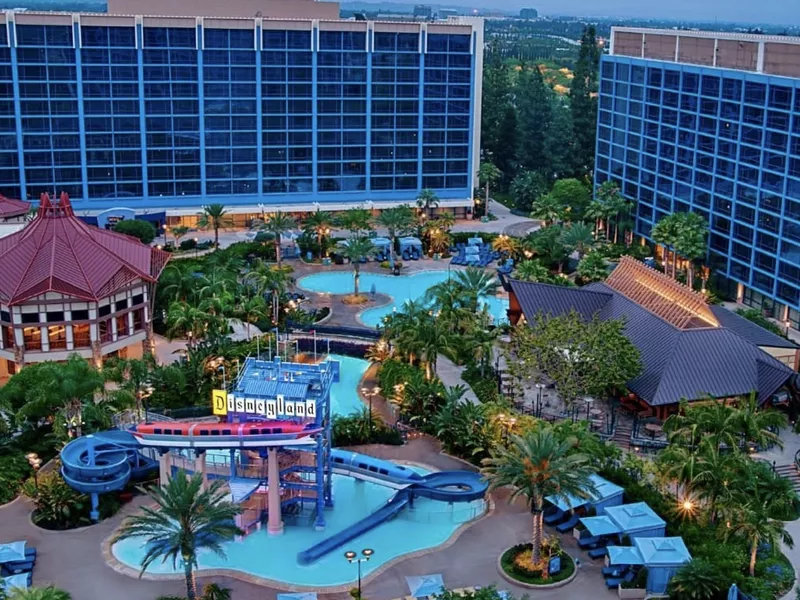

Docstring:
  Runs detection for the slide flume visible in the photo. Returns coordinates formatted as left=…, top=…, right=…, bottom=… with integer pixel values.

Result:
left=297, top=450, right=487, bottom=565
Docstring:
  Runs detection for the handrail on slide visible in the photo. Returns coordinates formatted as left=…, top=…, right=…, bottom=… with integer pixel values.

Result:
left=297, top=450, right=487, bottom=565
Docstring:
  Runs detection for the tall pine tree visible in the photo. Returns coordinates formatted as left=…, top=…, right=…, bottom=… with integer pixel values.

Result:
left=481, top=41, right=517, bottom=183
left=569, top=25, right=600, bottom=177
left=515, top=63, right=552, bottom=174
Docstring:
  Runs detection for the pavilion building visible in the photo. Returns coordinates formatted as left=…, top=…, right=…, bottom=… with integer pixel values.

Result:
left=507, top=256, right=798, bottom=419
left=0, top=192, right=170, bottom=379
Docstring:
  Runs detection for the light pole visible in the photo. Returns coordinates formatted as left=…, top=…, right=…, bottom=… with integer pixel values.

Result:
left=25, top=453, right=41, bottom=487
left=535, top=383, right=545, bottom=417
left=344, top=548, right=374, bottom=599
left=360, top=386, right=380, bottom=437
left=141, top=383, right=154, bottom=425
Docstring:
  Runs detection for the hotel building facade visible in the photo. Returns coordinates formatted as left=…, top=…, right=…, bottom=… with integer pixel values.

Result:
left=596, top=28, right=800, bottom=329
left=0, top=0, right=483, bottom=220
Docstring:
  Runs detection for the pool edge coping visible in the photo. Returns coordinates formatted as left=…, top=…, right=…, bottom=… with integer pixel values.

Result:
left=102, top=469, right=496, bottom=594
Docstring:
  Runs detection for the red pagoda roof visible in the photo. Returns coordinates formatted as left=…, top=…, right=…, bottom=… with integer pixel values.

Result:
left=0, top=192, right=170, bottom=306
left=0, top=194, right=30, bottom=219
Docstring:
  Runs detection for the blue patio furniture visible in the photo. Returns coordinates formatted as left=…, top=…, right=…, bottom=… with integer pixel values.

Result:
left=577, top=535, right=603, bottom=549
left=605, top=571, right=635, bottom=589
left=556, top=514, right=579, bottom=533
left=543, top=508, right=565, bottom=525
left=588, top=547, right=609, bottom=559
left=1, top=561, right=34, bottom=576
left=602, top=565, right=628, bottom=577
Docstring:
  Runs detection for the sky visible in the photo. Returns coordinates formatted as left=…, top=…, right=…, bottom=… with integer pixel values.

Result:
left=473, top=0, right=798, bottom=25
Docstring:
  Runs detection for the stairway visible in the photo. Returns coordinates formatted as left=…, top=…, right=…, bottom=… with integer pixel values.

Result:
left=774, top=463, right=800, bottom=493
left=612, top=421, right=633, bottom=450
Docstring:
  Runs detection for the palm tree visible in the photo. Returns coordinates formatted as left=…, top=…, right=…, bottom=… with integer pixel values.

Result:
left=513, top=259, right=552, bottom=283
left=735, top=392, right=787, bottom=450
left=375, top=205, right=414, bottom=266
left=112, top=472, right=242, bottom=600
left=233, top=295, right=269, bottom=339
left=427, top=228, right=451, bottom=255
left=170, top=225, right=190, bottom=249
left=201, top=583, right=232, bottom=600
left=722, top=488, right=794, bottom=576
left=452, top=267, right=499, bottom=301
left=5, top=587, right=72, bottom=600
left=530, top=193, right=564, bottom=227
left=416, top=188, right=439, bottom=218
left=166, top=301, right=209, bottom=348
left=666, top=559, right=726, bottom=600
left=303, top=210, right=335, bottom=257
left=418, top=316, right=457, bottom=379
left=482, top=427, right=595, bottom=566
left=433, top=211, right=455, bottom=232
left=103, top=356, right=156, bottom=419
left=16, top=354, right=105, bottom=438
left=652, top=214, right=680, bottom=279
left=491, top=234, right=520, bottom=258
left=584, top=201, right=607, bottom=240
left=336, top=208, right=374, bottom=238
left=559, top=222, right=594, bottom=259
left=262, top=211, right=297, bottom=268
left=576, top=252, right=609, bottom=283
left=478, top=162, right=502, bottom=215
left=244, top=259, right=290, bottom=325
left=341, top=238, right=376, bottom=297
left=197, top=204, right=233, bottom=250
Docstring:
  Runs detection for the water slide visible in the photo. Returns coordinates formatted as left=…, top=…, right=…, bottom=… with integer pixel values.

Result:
left=60, top=430, right=157, bottom=496
left=297, top=450, right=488, bottom=565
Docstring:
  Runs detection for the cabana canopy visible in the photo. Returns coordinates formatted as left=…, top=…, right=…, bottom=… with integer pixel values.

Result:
left=371, top=237, right=392, bottom=249
left=468, top=237, right=483, bottom=246
left=2, top=574, right=28, bottom=591
left=605, top=502, right=666, bottom=537
left=0, top=542, right=25, bottom=564
left=406, top=574, right=444, bottom=598
left=580, top=515, right=622, bottom=537
left=607, top=545, right=646, bottom=566
left=545, top=474, right=623, bottom=512
left=399, top=237, right=423, bottom=251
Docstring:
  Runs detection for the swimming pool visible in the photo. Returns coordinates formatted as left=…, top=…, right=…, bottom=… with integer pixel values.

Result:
left=111, top=353, right=486, bottom=586
left=298, top=270, right=509, bottom=327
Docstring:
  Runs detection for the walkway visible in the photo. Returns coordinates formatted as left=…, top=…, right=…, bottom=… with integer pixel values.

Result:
left=436, top=355, right=480, bottom=405
left=0, top=438, right=612, bottom=600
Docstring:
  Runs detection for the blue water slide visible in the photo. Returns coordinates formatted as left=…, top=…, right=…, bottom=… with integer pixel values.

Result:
left=298, top=450, right=488, bottom=564
left=60, top=430, right=157, bottom=496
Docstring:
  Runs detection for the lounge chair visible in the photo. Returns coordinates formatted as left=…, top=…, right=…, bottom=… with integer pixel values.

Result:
left=1, top=560, right=34, bottom=576
left=605, top=571, right=635, bottom=589
left=543, top=508, right=564, bottom=525
left=555, top=514, right=579, bottom=533
left=588, top=547, right=608, bottom=559
left=577, top=535, right=602, bottom=549
left=602, top=565, right=628, bottom=578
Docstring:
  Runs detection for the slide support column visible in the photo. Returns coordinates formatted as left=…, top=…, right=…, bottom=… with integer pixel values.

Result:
left=194, top=449, right=207, bottom=490
left=267, top=447, right=284, bottom=536
left=159, top=449, right=171, bottom=486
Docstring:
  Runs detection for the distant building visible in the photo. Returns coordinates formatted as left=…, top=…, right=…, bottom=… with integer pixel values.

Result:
left=439, top=8, right=459, bottom=18
left=413, top=4, right=432, bottom=18
left=519, top=8, right=538, bottom=19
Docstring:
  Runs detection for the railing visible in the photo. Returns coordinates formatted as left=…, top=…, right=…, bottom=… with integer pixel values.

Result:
left=291, top=324, right=380, bottom=340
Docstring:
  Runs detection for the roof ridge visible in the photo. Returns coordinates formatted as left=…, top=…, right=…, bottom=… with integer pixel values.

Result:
left=510, top=278, right=614, bottom=298
left=63, top=217, right=101, bottom=299
left=647, top=332, right=685, bottom=404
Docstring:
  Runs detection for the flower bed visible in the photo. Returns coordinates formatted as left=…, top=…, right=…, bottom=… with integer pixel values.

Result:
left=500, top=543, right=575, bottom=586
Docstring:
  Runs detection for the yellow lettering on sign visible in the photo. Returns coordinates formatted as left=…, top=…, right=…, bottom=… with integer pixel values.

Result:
left=212, top=389, right=228, bottom=416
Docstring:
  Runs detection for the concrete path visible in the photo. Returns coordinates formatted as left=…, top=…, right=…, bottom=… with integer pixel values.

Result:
left=436, top=355, right=480, bottom=405
left=0, top=437, right=612, bottom=600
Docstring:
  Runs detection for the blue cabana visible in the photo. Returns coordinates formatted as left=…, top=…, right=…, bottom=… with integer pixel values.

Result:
left=0, top=542, right=25, bottom=564
left=545, top=474, right=624, bottom=514
left=2, top=574, right=29, bottom=591
left=608, top=538, right=691, bottom=594
left=371, top=236, right=392, bottom=255
left=399, top=237, right=422, bottom=260
left=278, top=593, right=317, bottom=600
left=580, top=502, right=666, bottom=540
left=406, top=574, right=444, bottom=598
left=468, top=237, right=483, bottom=246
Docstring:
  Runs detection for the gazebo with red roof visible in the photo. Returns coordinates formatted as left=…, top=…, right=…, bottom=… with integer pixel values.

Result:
left=0, top=192, right=170, bottom=378
left=0, top=194, right=30, bottom=222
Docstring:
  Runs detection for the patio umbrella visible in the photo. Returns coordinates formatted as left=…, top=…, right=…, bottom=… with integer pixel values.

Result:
left=727, top=584, right=739, bottom=600
left=0, top=542, right=25, bottom=564
left=277, top=593, right=317, bottom=600
left=2, top=574, right=29, bottom=591
left=406, top=574, right=445, bottom=598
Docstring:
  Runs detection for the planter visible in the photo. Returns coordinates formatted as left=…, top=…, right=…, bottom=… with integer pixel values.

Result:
left=618, top=587, right=646, bottom=599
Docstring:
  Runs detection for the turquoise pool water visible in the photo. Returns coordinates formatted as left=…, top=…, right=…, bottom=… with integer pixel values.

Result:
left=298, top=270, right=509, bottom=327
left=111, top=353, right=486, bottom=586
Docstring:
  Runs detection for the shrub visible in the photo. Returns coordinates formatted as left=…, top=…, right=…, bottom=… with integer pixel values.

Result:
left=332, top=409, right=404, bottom=447
left=500, top=543, right=575, bottom=585
left=114, top=219, right=156, bottom=244
left=179, top=238, right=197, bottom=251
left=379, top=260, right=403, bottom=269
left=0, top=452, right=30, bottom=505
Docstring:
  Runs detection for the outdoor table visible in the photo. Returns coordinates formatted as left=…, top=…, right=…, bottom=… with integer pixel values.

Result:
left=644, top=423, right=663, bottom=439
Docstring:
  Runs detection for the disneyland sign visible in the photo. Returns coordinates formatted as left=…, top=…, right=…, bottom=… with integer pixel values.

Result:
left=213, top=390, right=317, bottom=419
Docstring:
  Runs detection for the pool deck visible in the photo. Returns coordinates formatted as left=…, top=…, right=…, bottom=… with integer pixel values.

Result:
left=1, top=436, right=613, bottom=600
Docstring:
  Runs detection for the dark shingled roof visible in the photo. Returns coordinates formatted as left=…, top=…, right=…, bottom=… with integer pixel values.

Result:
left=510, top=278, right=795, bottom=407
left=709, top=305, right=798, bottom=350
